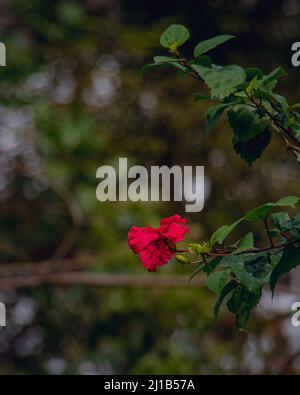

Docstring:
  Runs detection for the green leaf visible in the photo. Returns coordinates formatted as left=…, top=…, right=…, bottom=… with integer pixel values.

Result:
left=189, top=256, right=223, bottom=281
left=210, top=218, right=243, bottom=246
left=153, top=55, right=184, bottom=63
left=246, top=76, right=257, bottom=95
left=230, top=255, right=268, bottom=292
left=227, top=285, right=262, bottom=329
left=192, top=55, right=212, bottom=68
left=244, top=253, right=269, bottom=278
left=160, top=24, right=190, bottom=51
left=218, top=254, right=240, bottom=268
left=202, top=257, right=223, bottom=275
left=206, top=269, right=231, bottom=294
left=271, top=212, right=290, bottom=230
left=142, top=56, right=187, bottom=74
left=269, top=92, right=289, bottom=112
left=290, top=103, right=300, bottom=110
left=259, top=67, right=286, bottom=88
left=209, top=225, right=230, bottom=247
left=244, top=196, right=299, bottom=221
left=288, top=215, right=300, bottom=239
left=194, top=34, right=235, bottom=57
left=228, top=105, right=269, bottom=143
left=195, top=93, right=211, bottom=102
left=194, top=65, right=246, bottom=100
left=276, top=196, right=299, bottom=207
left=233, top=232, right=254, bottom=254
left=234, top=91, right=248, bottom=98
left=244, top=203, right=274, bottom=221
left=292, top=213, right=300, bottom=229
left=245, top=67, right=264, bottom=81
left=292, top=127, right=300, bottom=140
left=214, top=280, right=238, bottom=318
left=204, top=103, right=231, bottom=133
left=232, top=128, right=271, bottom=165
left=270, top=245, right=300, bottom=293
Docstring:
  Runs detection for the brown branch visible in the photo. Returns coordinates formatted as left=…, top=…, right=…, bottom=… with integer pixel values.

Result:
left=0, top=272, right=205, bottom=290
left=0, top=257, right=91, bottom=277
left=248, top=96, right=300, bottom=163
left=0, top=271, right=299, bottom=296
left=269, top=118, right=300, bottom=163
left=173, top=51, right=203, bottom=81
left=172, top=52, right=300, bottom=164
left=186, top=239, right=300, bottom=264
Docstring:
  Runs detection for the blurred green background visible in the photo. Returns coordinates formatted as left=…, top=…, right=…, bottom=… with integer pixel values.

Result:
left=1, top=0, right=300, bottom=374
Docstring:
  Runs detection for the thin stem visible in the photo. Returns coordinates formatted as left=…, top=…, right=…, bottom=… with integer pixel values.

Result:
left=280, top=232, right=292, bottom=241
left=201, top=253, right=208, bottom=264
left=188, top=238, right=300, bottom=264
left=171, top=54, right=300, bottom=162
left=173, top=50, right=203, bottom=81
left=264, top=218, right=274, bottom=248
left=247, top=94, right=300, bottom=162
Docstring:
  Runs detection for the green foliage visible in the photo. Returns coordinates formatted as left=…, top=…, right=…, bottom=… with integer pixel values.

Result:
left=3, top=2, right=300, bottom=373
left=228, top=105, right=269, bottom=143
left=206, top=269, right=231, bottom=294
left=188, top=242, right=211, bottom=254
left=244, top=196, right=299, bottom=221
left=232, top=127, right=271, bottom=165
left=193, top=34, right=235, bottom=57
left=178, top=197, right=300, bottom=329
left=270, top=212, right=290, bottom=230
left=194, top=93, right=211, bottom=102
left=204, top=103, right=231, bottom=133
left=141, top=23, right=300, bottom=330
left=270, top=246, right=300, bottom=293
left=145, top=24, right=300, bottom=165
left=229, top=254, right=269, bottom=292
left=227, top=285, right=262, bottom=329
left=232, top=232, right=254, bottom=254
left=213, top=280, right=238, bottom=318
left=160, top=24, right=190, bottom=51
left=259, top=67, right=286, bottom=88
left=193, top=65, right=246, bottom=100
left=210, top=218, right=243, bottom=246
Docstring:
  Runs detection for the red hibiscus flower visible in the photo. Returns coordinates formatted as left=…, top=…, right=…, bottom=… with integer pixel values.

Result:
left=128, top=214, right=190, bottom=272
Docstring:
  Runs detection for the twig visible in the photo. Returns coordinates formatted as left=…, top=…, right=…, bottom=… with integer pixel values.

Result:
left=188, top=239, right=300, bottom=264
left=0, top=271, right=299, bottom=295
left=0, top=257, right=91, bottom=277
left=264, top=218, right=274, bottom=248
left=0, top=272, right=205, bottom=289
left=248, top=95, right=300, bottom=163
left=173, top=50, right=203, bottom=81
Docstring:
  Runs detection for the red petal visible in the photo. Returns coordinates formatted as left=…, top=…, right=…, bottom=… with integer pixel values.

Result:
left=159, top=215, right=190, bottom=243
left=128, top=226, right=158, bottom=254
left=139, top=242, right=174, bottom=271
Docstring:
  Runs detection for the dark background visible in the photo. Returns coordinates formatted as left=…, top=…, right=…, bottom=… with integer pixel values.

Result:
left=0, top=0, right=300, bottom=374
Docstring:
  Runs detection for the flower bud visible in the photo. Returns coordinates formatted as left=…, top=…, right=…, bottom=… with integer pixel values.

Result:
left=175, top=255, right=188, bottom=264
left=188, top=242, right=211, bottom=254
